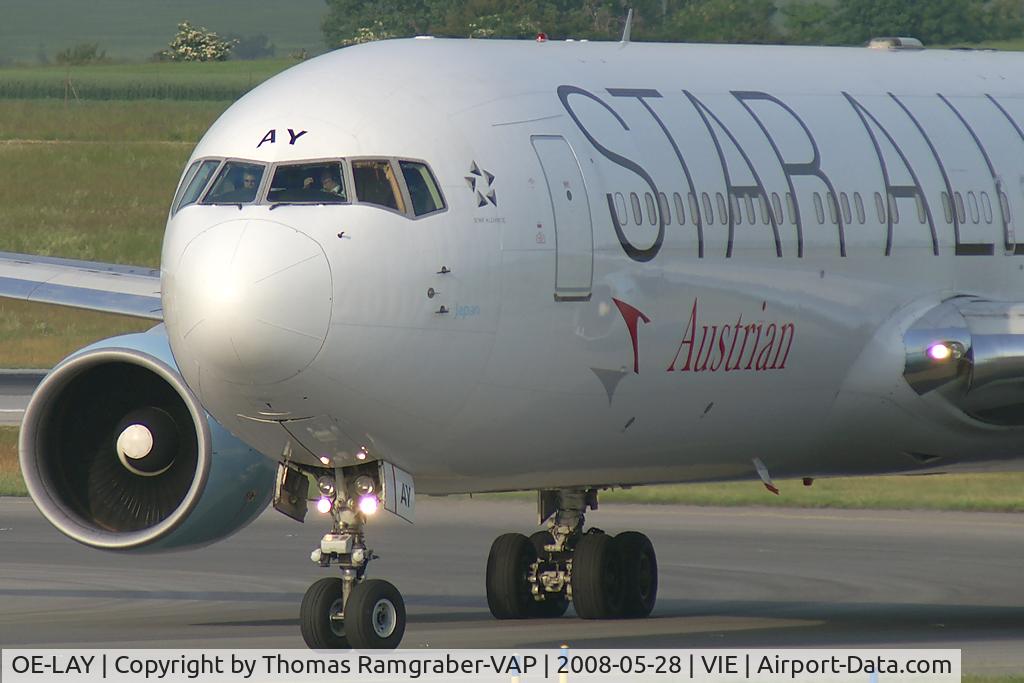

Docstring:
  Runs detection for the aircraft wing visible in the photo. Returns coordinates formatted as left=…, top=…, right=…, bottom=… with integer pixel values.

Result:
left=0, top=251, right=162, bottom=320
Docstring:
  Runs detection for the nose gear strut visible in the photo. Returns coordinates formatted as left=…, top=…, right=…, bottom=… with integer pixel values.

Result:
left=292, top=464, right=406, bottom=649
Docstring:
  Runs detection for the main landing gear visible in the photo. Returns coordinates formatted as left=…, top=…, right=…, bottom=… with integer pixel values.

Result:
left=486, top=489, right=657, bottom=620
left=292, top=464, right=406, bottom=649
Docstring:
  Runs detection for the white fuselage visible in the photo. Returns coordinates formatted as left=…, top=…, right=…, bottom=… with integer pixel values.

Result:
left=159, top=39, right=1024, bottom=494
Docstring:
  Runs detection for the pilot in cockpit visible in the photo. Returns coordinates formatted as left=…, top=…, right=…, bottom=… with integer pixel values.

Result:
left=319, top=170, right=344, bottom=196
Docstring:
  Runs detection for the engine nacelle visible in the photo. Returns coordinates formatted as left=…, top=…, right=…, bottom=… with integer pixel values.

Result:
left=19, top=326, right=276, bottom=551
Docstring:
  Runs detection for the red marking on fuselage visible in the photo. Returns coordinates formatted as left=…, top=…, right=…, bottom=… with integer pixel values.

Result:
left=613, top=298, right=651, bottom=374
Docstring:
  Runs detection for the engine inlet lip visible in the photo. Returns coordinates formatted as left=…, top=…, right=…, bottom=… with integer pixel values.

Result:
left=19, top=347, right=212, bottom=551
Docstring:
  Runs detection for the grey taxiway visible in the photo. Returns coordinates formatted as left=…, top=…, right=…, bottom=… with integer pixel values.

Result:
left=1, top=496, right=1022, bottom=675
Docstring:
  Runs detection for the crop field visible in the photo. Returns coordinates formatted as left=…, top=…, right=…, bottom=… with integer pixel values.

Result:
left=0, top=98, right=230, bottom=367
left=0, top=59, right=292, bottom=100
left=0, top=0, right=325, bottom=64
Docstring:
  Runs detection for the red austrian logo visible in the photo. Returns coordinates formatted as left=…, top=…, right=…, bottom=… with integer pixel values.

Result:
left=666, top=298, right=795, bottom=373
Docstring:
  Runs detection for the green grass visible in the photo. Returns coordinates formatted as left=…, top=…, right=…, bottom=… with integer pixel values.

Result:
left=0, top=99, right=230, bottom=142
left=0, top=0, right=326, bottom=64
left=0, top=427, right=22, bottom=496
left=965, top=678, right=1024, bottom=683
left=0, top=99, right=221, bottom=366
left=0, top=299, right=152, bottom=369
left=600, top=473, right=1024, bottom=512
left=0, top=60, right=294, bottom=100
left=0, top=140, right=188, bottom=264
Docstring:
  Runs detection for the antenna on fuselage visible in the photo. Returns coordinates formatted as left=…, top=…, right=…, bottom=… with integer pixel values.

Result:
left=621, top=8, right=633, bottom=44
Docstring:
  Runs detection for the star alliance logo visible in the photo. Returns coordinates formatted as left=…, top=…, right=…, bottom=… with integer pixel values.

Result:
left=465, top=161, right=497, bottom=207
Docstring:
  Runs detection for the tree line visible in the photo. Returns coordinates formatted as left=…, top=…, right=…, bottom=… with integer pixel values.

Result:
left=322, top=0, right=1024, bottom=48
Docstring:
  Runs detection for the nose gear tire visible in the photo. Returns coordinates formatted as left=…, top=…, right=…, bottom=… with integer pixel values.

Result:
left=345, top=579, right=406, bottom=649
left=300, top=577, right=349, bottom=649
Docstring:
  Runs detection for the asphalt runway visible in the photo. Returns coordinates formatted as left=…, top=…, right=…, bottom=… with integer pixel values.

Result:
left=1, top=497, right=1022, bottom=674
left=0, top=370, right=42, bottom=426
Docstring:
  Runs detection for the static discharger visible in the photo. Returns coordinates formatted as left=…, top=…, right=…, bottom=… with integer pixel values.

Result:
left=753, top=457, right=779, bottom=495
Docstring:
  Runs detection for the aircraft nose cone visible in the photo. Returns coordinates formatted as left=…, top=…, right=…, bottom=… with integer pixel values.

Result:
left=169, top=219, right=332, bottom=385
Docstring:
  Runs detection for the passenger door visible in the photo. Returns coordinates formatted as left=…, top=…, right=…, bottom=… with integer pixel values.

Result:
left=532, top=135, right=593, bottom=301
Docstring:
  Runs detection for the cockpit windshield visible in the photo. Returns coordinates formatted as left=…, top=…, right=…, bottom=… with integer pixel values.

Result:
left=201, top=161, right=266, bottom=205
left=268, top=162, right=348, bottom=204
left=170, top=156, right=445, bottom=218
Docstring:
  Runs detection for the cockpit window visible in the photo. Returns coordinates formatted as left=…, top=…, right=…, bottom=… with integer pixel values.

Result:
left=400, top=161, right=445, bottom=216
left=173, top=159, right=220, bottom=213
left=352, top=159, right=407, bottom=213
left=268, top=162, right=348, bottom=204
left=201, top=161, right=266, bottom=204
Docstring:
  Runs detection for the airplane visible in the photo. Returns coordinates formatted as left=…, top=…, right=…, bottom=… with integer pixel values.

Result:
left=4, top=34, right=1024, bottom=650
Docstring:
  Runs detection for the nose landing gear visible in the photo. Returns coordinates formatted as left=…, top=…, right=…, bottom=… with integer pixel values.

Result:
left=294, top=466, right=407, bottom=649
left=485, top=489, right=657, bottom=621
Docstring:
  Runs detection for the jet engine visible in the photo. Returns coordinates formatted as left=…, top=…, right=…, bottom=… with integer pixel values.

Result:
left=19, top=327, right=276, bottom=551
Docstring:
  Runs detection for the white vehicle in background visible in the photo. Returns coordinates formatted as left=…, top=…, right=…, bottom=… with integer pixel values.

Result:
left=4, top=35, right=1024, bottom=649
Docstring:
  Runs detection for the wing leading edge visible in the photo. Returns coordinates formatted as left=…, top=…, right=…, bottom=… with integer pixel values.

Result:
left=0, top=251, right=161, bottom=320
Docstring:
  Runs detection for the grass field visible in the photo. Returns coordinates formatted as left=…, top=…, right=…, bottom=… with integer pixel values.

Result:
left=0, top=99, right=225, bottom=366
left=0, top=0, right=325, bottom=64
left=0, top=59, right=293, bottom=100
left=0, top=428, right=22, bottom=496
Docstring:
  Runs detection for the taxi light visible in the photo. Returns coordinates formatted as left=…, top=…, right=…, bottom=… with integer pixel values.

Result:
left=358, top=495, right=379, bottom=516
left=316, top=497, right=333, bottom=514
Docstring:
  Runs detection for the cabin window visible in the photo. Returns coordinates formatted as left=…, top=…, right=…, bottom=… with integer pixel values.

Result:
left=813, top=193, right=825, bottom=224
left=400, top=160, right=445, bottom=216
left=658, top=192, right=671, bottom=224
left=954, top=192, right=966, bottom=224
left=744, top=196, right=755, bottom=224
left=673, top=192, right=686, bottom=225
left=758, top=196, right=769, bottom=225
left=732, top=195, right=743, bottom=225
left=967, top=191, right=980, bottom=223
left=854, top=192, right=866, bottom=224
left=888, top=195, right=900, bottom=223
left=353, top=159, right=406, bottom=213
left=941, top=192, right=953, bottom=223
left=614, top=193, right=628, bottom=225
left=981, top=192, right=993, bottom=223
left=915, top=194, right=926, bottom=224
left=716, top=193, right=728, bottom=225
left=645, top=192, right=657, bottom=225
left=771, top=193, right=783, bottom=224
left=267, top=161, right=348, bottom=204
left=173, top=158, right=220, bottom=213
left=630, top=192, right=642, bottom=224
left=701, top=193, right=713, bottom=224
left=689, top=193, right=701, bottom=225
left=874, top=193, right=885, bottom=223
left=785, top=192, right=796, bottom=224
left=201, top=160, right=266, bottom=205
left=840, top=193, right=852, bottom=225
left=1000, top=192, right=1012, bottom=223
left=827, top=192, right=838, bottom=224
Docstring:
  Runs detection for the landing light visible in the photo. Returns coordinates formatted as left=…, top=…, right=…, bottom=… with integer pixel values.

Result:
left=358, top=495, right=379, bottom=516
left=316, top=497, right=333, bottom=514
left=353, top=475, right=375, bottom=496
left=317, top=475, right=337, bottom=498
